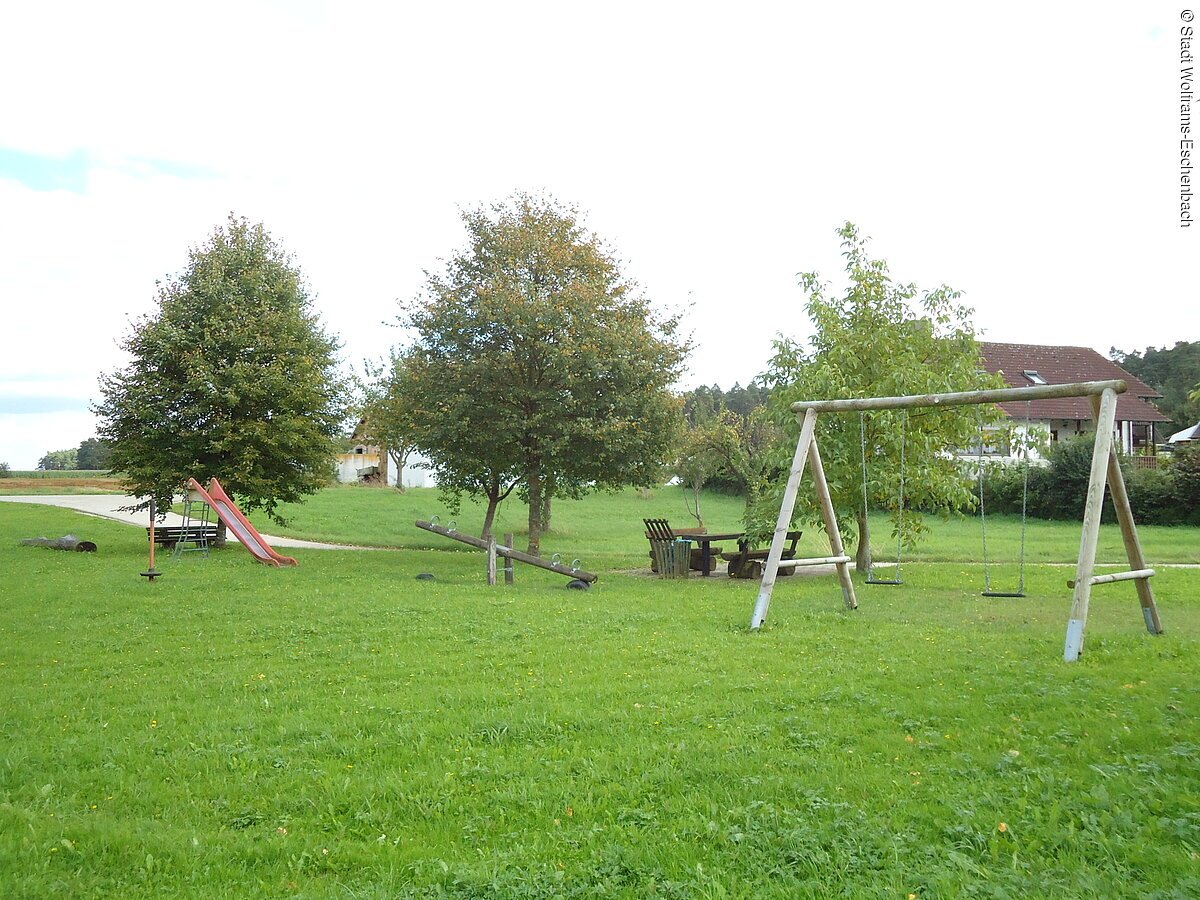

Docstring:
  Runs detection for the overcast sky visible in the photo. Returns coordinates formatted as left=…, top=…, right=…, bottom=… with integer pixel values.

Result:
left=1, top=1, right=1195, bottom=469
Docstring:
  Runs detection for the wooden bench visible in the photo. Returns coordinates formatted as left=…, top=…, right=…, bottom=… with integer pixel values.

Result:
left=146, top=525, right=218, bottom=547
left=643, top=518, right=724, bottom=574
left=721, top=531, right=803, bottom=579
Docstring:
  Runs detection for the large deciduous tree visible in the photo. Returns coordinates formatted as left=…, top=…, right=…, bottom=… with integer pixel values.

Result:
left=76, top=438, right=112, bottom=470
left=95, top=215, right=345, bottom=532
left=758, top=222, right=1002, bottom=574
left=391, top=194, right=689, bottom=552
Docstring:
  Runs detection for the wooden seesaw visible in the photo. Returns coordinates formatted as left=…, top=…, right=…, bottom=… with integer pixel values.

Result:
left=415, top=519, right=598, bottom=587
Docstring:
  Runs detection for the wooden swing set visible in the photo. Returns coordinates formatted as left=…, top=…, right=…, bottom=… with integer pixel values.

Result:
left=750, top=379, right=1163, bottom=662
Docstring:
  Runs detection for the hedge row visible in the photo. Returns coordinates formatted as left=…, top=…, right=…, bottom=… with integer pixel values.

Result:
left=980, top=437, right=1200, bottom=526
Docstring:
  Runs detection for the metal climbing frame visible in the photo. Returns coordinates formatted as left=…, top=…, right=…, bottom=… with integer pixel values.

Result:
left=749, top=379, right=1163, bottom=663
left=173, top=486, right=213, bottom=558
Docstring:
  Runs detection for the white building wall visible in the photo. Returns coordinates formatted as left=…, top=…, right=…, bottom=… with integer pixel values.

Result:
left=386, top=451, right=438, bottom=489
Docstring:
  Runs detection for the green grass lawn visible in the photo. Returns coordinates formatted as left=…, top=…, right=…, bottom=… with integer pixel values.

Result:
left=1, top=493, right=1198, bottom=897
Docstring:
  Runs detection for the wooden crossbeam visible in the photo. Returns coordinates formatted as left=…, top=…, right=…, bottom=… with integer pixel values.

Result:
left=776, top=555, right=853, bottom=568
left=1067, top=568, right=1155, bottom=589
left=790, top=379, right=1126, bottom=413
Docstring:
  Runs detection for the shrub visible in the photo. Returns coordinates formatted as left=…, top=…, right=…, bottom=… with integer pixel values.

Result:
left=0, top=462, right=10, bottom=478
left=977, top=460, right=1031, bottom=515
left=1123, top=466, right=1188, bottom=525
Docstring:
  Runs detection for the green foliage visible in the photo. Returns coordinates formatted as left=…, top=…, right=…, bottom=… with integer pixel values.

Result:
left=673, top=408, right=740, bottom=526
left=681, top=382, right=769, bottom=423
left=358, top=352, right=420, bottom=493
left=37, top=448, right=77, bottom=470
left=1111, top=342, right=1200, bottom=434
left=75, top=437, right=112, bottom=470
left=674, top=404, right=780, bottom=523
left=758, top=222, right=1003, bottom=571
left=94, top=215, right=345, bottom=523
left=1172, top=441, right=1200, bottom=505
left=390, top=194, right=688, bottom=549
left=981, top=439, right=1200, bottom=526
left=0, top=462, right=10, bottom=478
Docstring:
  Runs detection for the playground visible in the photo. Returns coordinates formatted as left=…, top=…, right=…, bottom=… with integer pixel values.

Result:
left=1, top=484, right=1198, bottom=897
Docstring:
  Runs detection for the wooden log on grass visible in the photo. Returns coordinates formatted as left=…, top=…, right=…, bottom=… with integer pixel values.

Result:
left=21, top=534, right=98, bottom=552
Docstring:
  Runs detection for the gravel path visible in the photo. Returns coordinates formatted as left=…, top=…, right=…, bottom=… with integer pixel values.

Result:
left=0, top=494, right=367, bottom=550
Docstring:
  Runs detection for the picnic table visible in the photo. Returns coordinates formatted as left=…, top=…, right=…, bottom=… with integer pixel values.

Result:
left=643, top=519, right=802, bottom=577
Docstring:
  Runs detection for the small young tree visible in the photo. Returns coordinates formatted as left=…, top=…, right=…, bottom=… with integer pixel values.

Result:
left=674, top=409, right=739, bottom=528
left=95, top=215, right=345, bottom=533
left=759, top=223, right=1002, bottom=574
left=359, top=352, right=421, bottom=493
left=0, top=462, right=11, bottom=478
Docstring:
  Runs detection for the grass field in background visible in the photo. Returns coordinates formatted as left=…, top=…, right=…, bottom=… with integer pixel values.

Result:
left=1, top=493, right=1197, bottom=897
left=0, top=471, right=126, bottom=495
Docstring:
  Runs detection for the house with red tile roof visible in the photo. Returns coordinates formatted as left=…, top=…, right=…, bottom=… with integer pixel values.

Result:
left=979, top=342, right=1171, bottom=457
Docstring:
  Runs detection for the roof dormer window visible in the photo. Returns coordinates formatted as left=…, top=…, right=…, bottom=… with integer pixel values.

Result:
left=1023, top=370, right=1048, bottom=385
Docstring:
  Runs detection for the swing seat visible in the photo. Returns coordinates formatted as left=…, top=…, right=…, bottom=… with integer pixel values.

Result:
left=867, top=577, right=903, bottom=585
left=981, top=590, right=1025, bottom=598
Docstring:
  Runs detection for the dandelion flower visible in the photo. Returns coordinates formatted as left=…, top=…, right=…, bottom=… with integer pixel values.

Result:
left=998, top=822, right=1008, bottom=833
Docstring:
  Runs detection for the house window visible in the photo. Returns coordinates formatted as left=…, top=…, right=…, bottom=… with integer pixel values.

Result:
left=1023, top=370, right=1048, bottom=385
left=968, top=427, right=1010, bottom=457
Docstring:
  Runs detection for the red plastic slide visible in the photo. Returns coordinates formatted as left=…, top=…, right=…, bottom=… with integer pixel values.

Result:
left=186, top=477, right=298, bottom=567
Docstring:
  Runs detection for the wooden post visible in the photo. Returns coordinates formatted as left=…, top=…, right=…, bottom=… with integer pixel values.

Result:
left=1093, top=396, right=1164, bottom=635
left=141, top=499, right=161, bottom=582
left=1064, top=387, right=1118, bottom=661
left=504, top=532, right=515, bottom=584
left=808, top=434, right=858, bottom=610
left=487, top=537, right=498, bottom=586
left=752, top=408, right=818, bottom=629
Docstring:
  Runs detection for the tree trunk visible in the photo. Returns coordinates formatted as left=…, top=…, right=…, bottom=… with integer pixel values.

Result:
left=690, top=479, right=705, bottom=528
left=855, top=508, right=872, bottom=575
left=481, top=488, right=500, bottom=543
left=215, top=518, right=228, bottom=548
left=539, top=476, right=554, bottom=534
left=526, top=472, right=543, bottom=557
left=389, top=448, right=410, bottom=493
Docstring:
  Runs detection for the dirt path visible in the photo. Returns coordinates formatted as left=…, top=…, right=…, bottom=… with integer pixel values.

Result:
left=0, top=494, right=373, bottom=551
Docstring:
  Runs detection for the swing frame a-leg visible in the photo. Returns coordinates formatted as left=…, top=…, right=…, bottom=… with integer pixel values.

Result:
left=751, top=379, right=1163, bottom=662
